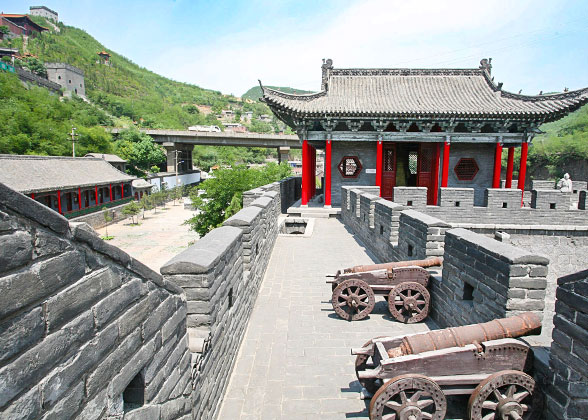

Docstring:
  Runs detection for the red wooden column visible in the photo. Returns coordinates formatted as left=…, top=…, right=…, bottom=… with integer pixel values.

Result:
left=78, top=188, right=82, bottom=210
left=505, top=147, right=515, bottom=188
left=31, top=193, right=35, bottom=200
left=121, top=183, right=124, bottom=199
left=312, top=146, right=316, bottom=198
left=324, top=139, right=332, bottom=207
left=431, top=143, right=441, bottom=205
left=109, top=184, right=113, bottom=202
left=441, top=139, right=451, bottom=187
left=301, top=140, right=309, bottom=206
left=492, top=142, right=503, bottom=188
left=95, top=186, right=99, bottom=206
left=517, top=141, right=529, bottom=206
left=376, top=139, right=383, bottom=188
left=57, top=190, right=62, bottom=214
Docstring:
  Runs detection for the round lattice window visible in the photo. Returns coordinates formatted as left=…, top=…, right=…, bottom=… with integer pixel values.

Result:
left=337, top=156, right=362, bottom=178
left=454, top=158, right=479, bottom=181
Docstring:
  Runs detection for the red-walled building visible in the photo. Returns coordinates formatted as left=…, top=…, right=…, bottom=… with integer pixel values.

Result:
left=0, top=14, right=48, bottom=37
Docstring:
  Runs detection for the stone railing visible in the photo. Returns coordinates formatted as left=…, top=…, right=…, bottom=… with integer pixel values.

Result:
left=0, top=183, right=191, bottom=419
left=160, top=176, right=297, bottom=419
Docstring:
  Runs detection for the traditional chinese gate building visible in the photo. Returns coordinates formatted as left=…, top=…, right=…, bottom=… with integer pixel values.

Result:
left=261, top=59, right=588, bottom=207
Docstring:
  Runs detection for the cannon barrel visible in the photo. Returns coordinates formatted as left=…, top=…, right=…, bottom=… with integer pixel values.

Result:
left=388, top=312, right=541, bottom=358
left=346, top=257, right=443, bottom=274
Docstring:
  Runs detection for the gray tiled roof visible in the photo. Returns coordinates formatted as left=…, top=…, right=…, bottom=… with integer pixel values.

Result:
left=0, top=155, right=136, bottom=194
left=261, top=67, right=588, bottom=121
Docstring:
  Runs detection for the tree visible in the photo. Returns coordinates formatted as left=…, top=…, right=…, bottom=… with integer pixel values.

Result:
left=113, top=128, right=166, bottom=176
left=122, top=201, right=141, bottom=224
left=172, top=185, right=184, bottom=205
left=184, top=163, right=292, bottom=236
left=139, top=194, right=153, bottom=219
left=102, top=207, right=113, bottom=239
left=0, top=26, right=9, bottom=40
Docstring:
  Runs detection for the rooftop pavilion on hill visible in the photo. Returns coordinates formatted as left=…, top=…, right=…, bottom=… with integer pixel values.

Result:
left=261, top=58, right=588, bottom=208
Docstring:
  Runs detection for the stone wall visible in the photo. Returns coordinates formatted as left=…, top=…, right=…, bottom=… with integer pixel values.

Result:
left=242, top=176, right=300, bottom=213
left=0, top=183, right=192, bottom=419
left=70, top=200, right=134, bottom=230
left=330, top=141, right=377, bottom=206
left=544, top=268, right=588, bottom=420
left=430, top=228, right=549, bottom=328
left=160, top=178, right=284, bottom=419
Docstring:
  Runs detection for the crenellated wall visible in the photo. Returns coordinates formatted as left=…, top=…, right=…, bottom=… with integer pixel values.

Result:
left=160, top=176, right=296, bottom=419
left=0, top=183, right=192, bottom=420
left=545, top=268, right=588, bottom=420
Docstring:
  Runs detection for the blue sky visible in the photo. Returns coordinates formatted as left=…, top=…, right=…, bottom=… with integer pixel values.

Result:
left=5, top=0, right=588, bottom=96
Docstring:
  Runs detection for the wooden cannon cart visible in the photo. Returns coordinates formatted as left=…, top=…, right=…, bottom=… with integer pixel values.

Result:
left=327, top=257, right=442, bottom=323
left=351, top=313, right=542, bottom=420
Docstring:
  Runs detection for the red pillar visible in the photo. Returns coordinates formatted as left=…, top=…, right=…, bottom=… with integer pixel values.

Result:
left=301, top=140, right=309, bottom=206
left=325, top=139, right=332, bottom=207
left=492, top=142, right=503, bottom=189
left=95, top=186, right=99, bottom=206
left=441, top=141, right=450, bottom=187
left=109, top=184, right=113, bottom=202
left=57, top=190, right=62, bottom=214
left=31, top=193, right=35, bottom=200
left=78, top=188, right=82, bottom=210
left=376, top=139, right=383, bottom=188
left=505, top=147, right=515, bottom=188
left=311, top=147, right=316, bottom=198
left=431, top=143, right=441, bottom=205
left=518, top=141, right=529, bottom=206
left=121, top=183, right=124, bottom=199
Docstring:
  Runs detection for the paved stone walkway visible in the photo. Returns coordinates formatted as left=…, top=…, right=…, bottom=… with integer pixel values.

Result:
left=218, top=218, right=435, bottom=419
left=95, top=202, right=198, bottom=272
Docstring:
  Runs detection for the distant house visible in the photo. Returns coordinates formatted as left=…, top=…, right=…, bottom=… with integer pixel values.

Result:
left=258, top=114, right=272, bottom=122
left=29, top=6, right=58, bottom=22
left=224, top=123, right=247, bottom=133
left=84, top=153, right=126, bottom=172
left=0, top=14, right=48, bottom=37
left=240, top=111, right=253, bottom=122
left=46, top=63, right=85, bottom=97
left=0, top=155, right=136, bottom=219
left=219, top=109, right=235, bottom=121
left=97, top=50, right=111, bottom=65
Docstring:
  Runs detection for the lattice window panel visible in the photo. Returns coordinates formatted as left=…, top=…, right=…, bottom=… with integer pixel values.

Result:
left=384, top=149, right=395, bottom=172
left=419, top=148, right=434, bottom=172
left=454, top=158, right=479, bottom=181
left=338, top=156, right=362, bottom=178
left=408, top=151, right=418, bottom=175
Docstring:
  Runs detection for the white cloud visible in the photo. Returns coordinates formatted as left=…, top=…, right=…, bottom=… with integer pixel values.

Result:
left=147, top=0, right=583, bottom=96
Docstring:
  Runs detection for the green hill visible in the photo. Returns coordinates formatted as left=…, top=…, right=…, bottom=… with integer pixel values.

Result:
left=242, top=86, right=313, bottom=102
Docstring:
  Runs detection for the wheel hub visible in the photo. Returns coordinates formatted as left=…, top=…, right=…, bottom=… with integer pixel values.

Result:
left=399, top=406, right=422, bottom=420
left=403, top=296, right=417, bottom=310
left=497, top=400, right=523, bottom=420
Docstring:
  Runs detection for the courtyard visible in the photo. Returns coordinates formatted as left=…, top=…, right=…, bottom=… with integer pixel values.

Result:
left=95, top=201, right=199, bottom=272
left=218, top=218, right=435, bottom=419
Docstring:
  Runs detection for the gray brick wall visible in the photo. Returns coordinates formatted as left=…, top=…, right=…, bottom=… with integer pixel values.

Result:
left=0, top=183, right=191, bottom=420
left=438, top=187, right=474, bottom=208
left=393, top=187, right=427, bottom=208
left=484, top=188, right=522, bottom=209
left=544, top=269, right=588, bottom=420
left=331, top=142, right=377, bottom=206
left=161, top=181, right=283, bottom=419
left=531, top=189, right=573, bottom=210
left=430, top=228, right=549, bottom=328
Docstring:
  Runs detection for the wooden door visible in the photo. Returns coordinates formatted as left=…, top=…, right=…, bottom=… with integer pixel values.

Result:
left=381, top=143, right=396, bottom=200
left=417, top=143, right=440, bottom=205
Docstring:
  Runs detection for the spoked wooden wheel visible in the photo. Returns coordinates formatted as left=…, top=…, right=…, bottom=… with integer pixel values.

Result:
left=355, top=336, right=387, bottom=395
left=369, top=374, right=446, bottom=420
left=332, top=279, right=375, bottom=321
left=388, top=282, right=430, bottom=323
left=467, top=370, right=535, bottom=420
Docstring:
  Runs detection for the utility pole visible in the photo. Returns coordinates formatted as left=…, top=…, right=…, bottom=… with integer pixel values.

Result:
left=70, top=127, right=78, bottom=157
left=175, top=149, right=179, bottom=188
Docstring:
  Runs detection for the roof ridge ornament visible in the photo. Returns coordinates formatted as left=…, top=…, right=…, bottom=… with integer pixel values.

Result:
left=321, top=58, right=333, bottom=91
left=479, top=58, right=492, bottom=75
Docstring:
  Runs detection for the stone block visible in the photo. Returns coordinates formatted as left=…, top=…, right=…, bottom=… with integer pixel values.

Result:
left=0, top=311, right=93, bottom=407
left=0, top=250, right=85, bottom=318
left=508, top=277, right=547, bottom=290
left=46, top=267, right=121, bottom=331
left=223, top=206, right=262, bottom=227
left=42, top=322, right=118, bottom=407
left=109, top=335, right=157, bottom=398
left=0, top=306, right=44, bottom=364
left=160, top=226, right=242, bottom=275
left=33, top=229, right=71, bottom=259
left=142, top=296, right=177, bottom=340
left=124, top=405, right=161, bottom=420
left=0, top=230, right=33, bottom=273
left=0, top=385, right=41, bottom=420
left=41, top=381, right=84, bottom=420
left=92, top=278, right=146, bottom=329
left=0, top=183, right=69, bottom=234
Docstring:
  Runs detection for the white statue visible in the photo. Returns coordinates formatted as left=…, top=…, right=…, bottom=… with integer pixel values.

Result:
left=557, top=173, right=573, bottom=192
